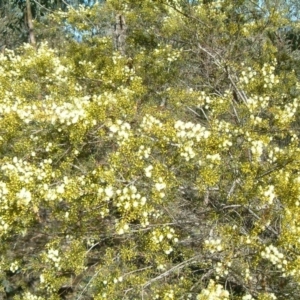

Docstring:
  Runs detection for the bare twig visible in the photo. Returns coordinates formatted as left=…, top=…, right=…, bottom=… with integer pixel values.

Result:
left=226, top=67, right=249, bottom=105
left=227, top=179, right=241, bottom=199
left=31, top=0, right=54, bottom=13
left=142, top=255, right=200, bottom=289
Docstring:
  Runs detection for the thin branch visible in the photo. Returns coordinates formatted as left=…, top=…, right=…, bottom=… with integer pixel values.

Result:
left=227, top=179, right=241, bottom=199
left=197, top=43, right=222, bottom=67
left=142, top=255, right=200, bottom=289
left=199, top=107, right=209, bottom=122
left=245, top=206, right=279, bottom=236
left=163, top=2, right=210, bottom=29
left=30, top=0, right=54, bottom=13
left=185, top=106, right=199, bottom=117
left=231, top=102, right=241, bottom=124
left=226, top=67, right=249, bottom=105
left=76, top=266, right=103, bottom=300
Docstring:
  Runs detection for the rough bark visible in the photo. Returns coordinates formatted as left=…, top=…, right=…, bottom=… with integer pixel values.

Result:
left=26, top=0, right=36, bottom=47
left=114, top=14, right=127, bottom=55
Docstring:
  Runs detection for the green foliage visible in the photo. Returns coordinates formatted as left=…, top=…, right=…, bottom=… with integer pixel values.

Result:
left=0, top=0, right=27, bottom=49
left=1, top=0, right=300, bottom=299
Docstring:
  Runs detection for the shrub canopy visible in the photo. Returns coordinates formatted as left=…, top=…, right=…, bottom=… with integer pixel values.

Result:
left=1, top=0, right=300, bottom=299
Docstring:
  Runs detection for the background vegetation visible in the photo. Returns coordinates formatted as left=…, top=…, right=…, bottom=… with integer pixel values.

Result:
left=0, top=0, right=300, bottom=299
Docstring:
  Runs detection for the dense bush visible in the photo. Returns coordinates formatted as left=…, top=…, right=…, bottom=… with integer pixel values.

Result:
left=0, top=1, right=300, bottom=299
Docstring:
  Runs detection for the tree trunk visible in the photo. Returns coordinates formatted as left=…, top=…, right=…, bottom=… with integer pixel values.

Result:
left=114, top=14, right=127, bottom=55
left=26, top=0, right=36, bottom=47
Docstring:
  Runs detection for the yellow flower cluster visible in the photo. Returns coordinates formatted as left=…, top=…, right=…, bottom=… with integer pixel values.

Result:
left=116, top=185, right=147, bottom=212
left=261, top=245, right=287, bottom=273
left=262, top=63, right=279, bottom=89
left=197, top=280, right=230, bottom=300
left=240, top=67, right=257, bottom=85
left=204, top=238, right=223, bottom=253
left=109, top=120, right=132, bottom=143
left=22, top=292, right=44, bottom=300
left=174, top=120, right=210, bottom=161
left=45, top=248, right=61, bottom=270
left=151, top=226, right=178, bottom=254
